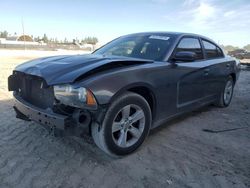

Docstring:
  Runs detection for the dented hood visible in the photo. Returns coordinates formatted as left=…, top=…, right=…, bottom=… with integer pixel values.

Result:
left=15, top=54, right=152, bottom=85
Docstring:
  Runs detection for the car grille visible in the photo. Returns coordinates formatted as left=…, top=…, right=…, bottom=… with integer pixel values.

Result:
left=15, top=72, right=55, bottom=109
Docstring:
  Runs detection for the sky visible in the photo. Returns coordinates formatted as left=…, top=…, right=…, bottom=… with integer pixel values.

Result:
left=0, top=0, right=250, bottom=47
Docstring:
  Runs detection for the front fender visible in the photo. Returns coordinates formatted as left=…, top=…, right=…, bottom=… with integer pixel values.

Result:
left=77, top=69, right=157, bottom=105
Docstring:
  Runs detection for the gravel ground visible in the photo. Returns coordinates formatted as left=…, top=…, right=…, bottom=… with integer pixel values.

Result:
left=0, top=52, right=249, bottom=188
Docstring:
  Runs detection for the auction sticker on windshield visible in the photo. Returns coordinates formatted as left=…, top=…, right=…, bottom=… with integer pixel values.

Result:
left=149, top=35, right=170, bottom=40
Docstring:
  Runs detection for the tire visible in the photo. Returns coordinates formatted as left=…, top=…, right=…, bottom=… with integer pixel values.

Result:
left=91, top=92, right=152, bottom=156
left=214, top=76, right=234, bottom=107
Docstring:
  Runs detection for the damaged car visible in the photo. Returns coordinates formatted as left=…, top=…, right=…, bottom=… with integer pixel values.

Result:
left=8, top=32, right=240, bottom=155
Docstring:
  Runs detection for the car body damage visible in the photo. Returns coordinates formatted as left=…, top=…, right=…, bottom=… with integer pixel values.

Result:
left=14, top=54, right=152, bottom=85
left=8, top=32, right=240, bottom=155
left=74, top=59, right=153, bottom=82
left=8, top=53, right=154, bottom=136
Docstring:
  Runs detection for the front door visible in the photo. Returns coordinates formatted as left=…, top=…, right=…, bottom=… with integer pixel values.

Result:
left=173, top=37, right=209, bottom=109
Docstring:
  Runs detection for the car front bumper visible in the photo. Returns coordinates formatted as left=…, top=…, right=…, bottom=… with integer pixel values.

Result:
left=13, top=94, right=90, bottom=137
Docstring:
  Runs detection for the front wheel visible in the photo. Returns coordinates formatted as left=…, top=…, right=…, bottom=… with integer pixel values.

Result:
left=91, top=92, right=152, bottom=156
left=215, top=76, right=234, bottom=107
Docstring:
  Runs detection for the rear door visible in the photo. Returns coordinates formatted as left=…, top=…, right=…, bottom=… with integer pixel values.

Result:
left=201, top=39, right=226, bottom=96
left=173, top=37, right=210, bottom=109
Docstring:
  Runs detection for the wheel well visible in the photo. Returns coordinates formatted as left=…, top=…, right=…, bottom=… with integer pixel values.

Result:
left=128, top=86, right=155, bottom=120
left=230, top=73, right=236, bottom=83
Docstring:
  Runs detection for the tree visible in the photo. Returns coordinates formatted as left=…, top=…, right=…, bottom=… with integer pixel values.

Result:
left=81, top=36, right=98, bottom=45
left=34, top=36, right=40, bottom=42
left=0, top=30, right=8, bottom=38
left=243, top=44, right=250, bottom=52
left=221, top=45, right=239, bottom=52
left=64, top=38, right=68, bottom=43
left=49, top=38, right=54, bottom=43
left=42, top=33, right=48, bottom=43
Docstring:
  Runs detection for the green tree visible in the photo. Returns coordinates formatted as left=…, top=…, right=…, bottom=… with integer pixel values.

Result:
left=221, top=45, right=239, bottom=52
left=0, top=30, right=8, bottom=38
left=34, top=36, right=41, bottom=42
left=81, top=36, right=98, bottom=45
left=49, top=38, right=54, bottom=43
left=42, top=33, right=48, bottom=43
left=243, top=44, right=250, bottom=52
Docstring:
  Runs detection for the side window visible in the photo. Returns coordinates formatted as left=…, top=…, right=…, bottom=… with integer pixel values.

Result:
left=176, top=38, right=203, bottom=60
left=202, top=40, right=224, bottom=59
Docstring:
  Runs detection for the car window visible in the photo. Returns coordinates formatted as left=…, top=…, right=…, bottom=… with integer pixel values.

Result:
left=101, top=41, right=136, bottom=56
left=175, top=38, right=203, bottom=60
left=202, top=40, right=224, bottom=59
left=93, top=35, right=175, bottom=61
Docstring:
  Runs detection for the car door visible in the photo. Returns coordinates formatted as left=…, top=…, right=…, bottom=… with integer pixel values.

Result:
left=172, top=37, right=210, bottom=110
left=200, top=39, right=226, bottom=96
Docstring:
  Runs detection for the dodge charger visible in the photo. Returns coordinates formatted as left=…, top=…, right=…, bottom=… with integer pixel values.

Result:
left=8, top=32, right=240, bottom=155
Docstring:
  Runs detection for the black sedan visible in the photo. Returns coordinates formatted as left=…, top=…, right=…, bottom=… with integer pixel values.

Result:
left=8, top=32, right=240, bottom=156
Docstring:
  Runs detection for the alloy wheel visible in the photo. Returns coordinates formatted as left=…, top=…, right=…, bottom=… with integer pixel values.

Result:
left=111, top=104, right=145, bottom=148
left=224, top=79, right=233, bottom=105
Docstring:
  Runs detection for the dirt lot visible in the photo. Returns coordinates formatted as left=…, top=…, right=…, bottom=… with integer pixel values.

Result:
left=0, top=50, right=249, bottom=188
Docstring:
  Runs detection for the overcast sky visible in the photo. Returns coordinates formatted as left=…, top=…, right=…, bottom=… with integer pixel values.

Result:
left=1, top=0, right=249, bottom=47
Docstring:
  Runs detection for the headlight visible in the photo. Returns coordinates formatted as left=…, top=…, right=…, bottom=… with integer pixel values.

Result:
left=54, top=85, right=97, bottom=109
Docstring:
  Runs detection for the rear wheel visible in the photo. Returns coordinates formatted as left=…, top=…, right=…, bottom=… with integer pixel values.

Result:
left=215, top=76, right=234, bottom=107
left=91, top=92, right=151, bottom=156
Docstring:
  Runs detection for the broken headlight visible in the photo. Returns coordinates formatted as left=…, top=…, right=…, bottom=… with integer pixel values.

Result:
left=53, top=85, right=97, bottom=109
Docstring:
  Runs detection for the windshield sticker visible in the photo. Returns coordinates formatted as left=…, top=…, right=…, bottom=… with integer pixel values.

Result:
left=149, top=35, right=170, bottom=40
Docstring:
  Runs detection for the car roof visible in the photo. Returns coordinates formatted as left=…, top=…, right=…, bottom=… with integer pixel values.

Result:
left=124, top=32, right=216, bottom=44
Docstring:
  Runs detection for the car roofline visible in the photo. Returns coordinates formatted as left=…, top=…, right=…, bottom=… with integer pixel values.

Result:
left=121, top=31, right=217, bottom=45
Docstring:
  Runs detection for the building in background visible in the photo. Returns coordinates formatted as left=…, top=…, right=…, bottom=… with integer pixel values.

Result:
left=0, top=34, right=45, bottom=45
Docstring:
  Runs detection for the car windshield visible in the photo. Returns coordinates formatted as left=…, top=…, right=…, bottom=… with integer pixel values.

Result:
left=93, top=34, right=175, bottom=61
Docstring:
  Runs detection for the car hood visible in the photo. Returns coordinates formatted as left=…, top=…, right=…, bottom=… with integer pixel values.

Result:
left=15, top=54, right=152, bottom=85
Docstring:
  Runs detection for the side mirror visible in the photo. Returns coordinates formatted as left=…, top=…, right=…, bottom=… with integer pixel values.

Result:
left=173, top=51, right=197, bottom=62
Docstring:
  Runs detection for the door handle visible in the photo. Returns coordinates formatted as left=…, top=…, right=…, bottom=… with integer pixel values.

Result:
left=204, top=68, right=210, bottom=74
left=226, top=63, right=230, bottom=68
left=204, top=68, right=210, bottom=76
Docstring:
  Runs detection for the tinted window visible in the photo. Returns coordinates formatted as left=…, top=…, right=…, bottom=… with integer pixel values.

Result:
left=100, top=40, right=136, bottom=57
left=176, top=38, right=203, bottom=60
left=94, top=35, right=175, bottom=61
left=202, top=40, right=224, bottom=59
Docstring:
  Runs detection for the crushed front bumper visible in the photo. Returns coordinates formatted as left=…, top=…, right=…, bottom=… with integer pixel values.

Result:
left=13, top=95, right=90, bottom=136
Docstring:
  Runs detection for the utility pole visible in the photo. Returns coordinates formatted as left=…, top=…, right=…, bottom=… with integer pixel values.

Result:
left=22, top=18, right=26, bottom=50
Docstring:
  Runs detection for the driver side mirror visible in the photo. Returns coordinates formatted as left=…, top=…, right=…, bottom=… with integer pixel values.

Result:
left=173, top=51, right=197, bottom=62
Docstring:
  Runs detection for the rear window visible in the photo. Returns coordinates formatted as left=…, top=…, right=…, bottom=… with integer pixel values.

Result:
left=202, top=40, right=224, bottom=59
